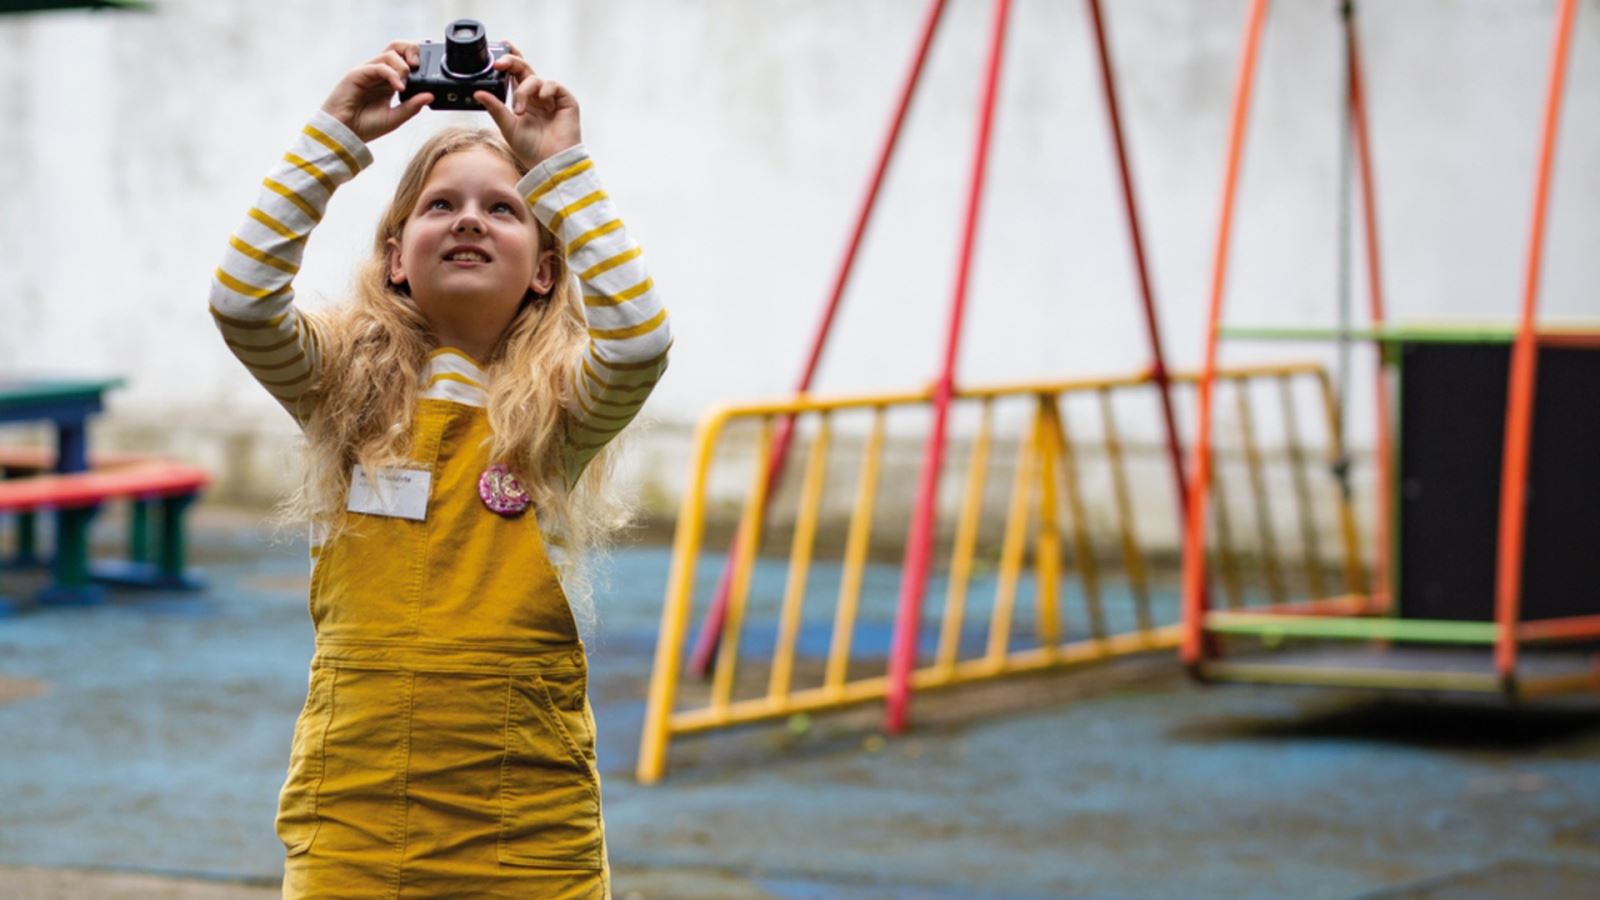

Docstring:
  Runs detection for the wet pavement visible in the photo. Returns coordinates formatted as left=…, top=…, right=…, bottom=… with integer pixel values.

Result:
left=2, top=506, right=1599, bottom=898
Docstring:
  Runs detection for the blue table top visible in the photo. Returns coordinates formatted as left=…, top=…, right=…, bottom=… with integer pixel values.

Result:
left=0, top=376, right=124, bottom=427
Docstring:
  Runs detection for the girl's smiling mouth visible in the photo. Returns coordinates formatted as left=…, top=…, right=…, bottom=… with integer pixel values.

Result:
left=443, top=246, right=493, bottom=265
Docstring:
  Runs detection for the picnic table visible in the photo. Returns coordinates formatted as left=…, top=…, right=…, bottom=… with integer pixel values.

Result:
left=0, top=376, right=207, bottom=609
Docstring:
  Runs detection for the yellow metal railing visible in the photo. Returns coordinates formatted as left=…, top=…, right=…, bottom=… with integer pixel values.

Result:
left=637, top=362, right=1360, bottom=783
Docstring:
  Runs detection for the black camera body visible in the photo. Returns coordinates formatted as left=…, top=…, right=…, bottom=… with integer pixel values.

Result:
left=401, top=19, right=510, bottom=111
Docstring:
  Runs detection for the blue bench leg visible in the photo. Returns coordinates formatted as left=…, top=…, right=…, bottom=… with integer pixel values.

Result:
left=39, top=505, right=105, bottom=606
left=2, top=465, right=42, bottom=569
left=90, top=492, right=204, bottom=591
left=13, top=510, right=40, bottom=567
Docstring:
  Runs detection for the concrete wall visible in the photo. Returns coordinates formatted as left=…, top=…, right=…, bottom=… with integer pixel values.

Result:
left=1, top=1, right=1596, bottom=544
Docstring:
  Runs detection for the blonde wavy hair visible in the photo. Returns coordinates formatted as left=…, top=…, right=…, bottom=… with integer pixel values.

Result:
left=283, top=127, right=630, bottom=627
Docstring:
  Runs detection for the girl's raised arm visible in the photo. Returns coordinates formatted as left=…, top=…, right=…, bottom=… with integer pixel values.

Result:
left=209, top=44, right=432, bottom=423
left=482, top=55, right=673, bottom=483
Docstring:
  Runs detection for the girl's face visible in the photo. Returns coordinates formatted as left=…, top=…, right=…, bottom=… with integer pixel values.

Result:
left=387, top=148, right=556, bottom=347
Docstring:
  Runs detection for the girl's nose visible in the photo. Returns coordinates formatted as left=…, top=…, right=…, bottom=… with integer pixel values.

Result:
left=452, top=211, right=485, bottom=234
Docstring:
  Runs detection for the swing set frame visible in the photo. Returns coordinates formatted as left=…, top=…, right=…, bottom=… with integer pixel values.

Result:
left=1182, top=0, right=1600, bottom=696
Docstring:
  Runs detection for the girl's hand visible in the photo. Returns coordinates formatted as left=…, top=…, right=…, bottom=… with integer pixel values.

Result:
left=476, top=47, right=582, bottom=170
left=320, top=42, right=433, bottom=143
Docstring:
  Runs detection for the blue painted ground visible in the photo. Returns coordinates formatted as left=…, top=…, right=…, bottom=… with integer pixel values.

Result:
left=2, top=507, right=1599, bottom=898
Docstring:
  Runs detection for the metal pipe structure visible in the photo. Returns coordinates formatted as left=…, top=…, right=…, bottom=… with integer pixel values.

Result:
left=1181, top=0, right=1272, bottom=667
left=1084, top=0, right=1189, bottom=518
left=885, top=0, right=1014, bottom=734
left=1494, top=0, right=1580, bottom=683
left=686, top=0, right=953, bottom=678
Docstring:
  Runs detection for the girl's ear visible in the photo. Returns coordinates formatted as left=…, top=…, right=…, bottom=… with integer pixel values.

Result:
left=529, top=247, right=558, bottom=296
left=386, top=237, right=407, bottom=286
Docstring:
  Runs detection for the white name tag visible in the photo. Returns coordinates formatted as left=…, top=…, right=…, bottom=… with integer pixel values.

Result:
left=347, top=465, right=432, bottom=521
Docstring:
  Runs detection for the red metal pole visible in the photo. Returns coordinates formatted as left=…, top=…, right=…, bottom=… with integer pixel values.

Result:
left=885, top=0, right=1014, bottom=734
left=686, top=0, right=953, bottom=678
left=1345, top=5, right=1394, bottom=609
left=1181, top=0, right=1272, bottom=668
left=1084, top=0, right=1189, bottom=519
left=1494, top=0, right=1579, bottom=684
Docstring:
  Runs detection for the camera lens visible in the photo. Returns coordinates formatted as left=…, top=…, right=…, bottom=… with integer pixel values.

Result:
left=443, top=18, right=491, bottom=78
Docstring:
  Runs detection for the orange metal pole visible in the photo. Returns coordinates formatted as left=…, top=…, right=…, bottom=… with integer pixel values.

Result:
left=1519, top=614, right=1600, bottom=644
left=1494, top=0, right=1580, bottom=682
left=1181, top=0, right=1271, bottom=667
left=1345, top=4, right=1394, bottom=609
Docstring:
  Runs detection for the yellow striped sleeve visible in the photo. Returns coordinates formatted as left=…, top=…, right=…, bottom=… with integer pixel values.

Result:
left=262, top=178, right=322, bottom=223
left=223, top=331, right=299, bottom=354
left=240, top=350, right=307, bottom=373
left=214, top=267, right=284, bottom=301
left=571, top=388, right=643, bottom=425
left=210, top=306, right=288, bottom=330
left=588, top=307, right=668, bottom=342
left=545, top=190, right=607, bottom=237
left=567, top=422, right=630, bottom=452
left=591, top=342, right=672, bottom=372
left=302, top=123, right=361, bottom=174
left=577, top=246, right=643, bottom=282
left=308, top=313, right=329, bottom=359
left=247, top=207, right=306, bottom=242
left=264, top=381, right=308, bottom=404
left=229, top=236, right=298, bottom=275
left=583, top=278, right=654, bottom=308
left=568, top=409, right=631, bottom=439
left=580, top=358, right=660, bottom=397
left=283, top=152, right=337, bottom=195
left=524, top=157, right=594, bottom=206
left=256, top=369, right=313, bottom=390
left=566, top=219, right=623, bottom=255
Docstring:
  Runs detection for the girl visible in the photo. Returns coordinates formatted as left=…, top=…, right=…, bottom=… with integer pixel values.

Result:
left=209, top=40, right=668, bottom=899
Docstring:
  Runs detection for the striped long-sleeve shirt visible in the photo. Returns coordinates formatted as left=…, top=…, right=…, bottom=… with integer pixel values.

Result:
left=209, top=111, right=671, bottom=481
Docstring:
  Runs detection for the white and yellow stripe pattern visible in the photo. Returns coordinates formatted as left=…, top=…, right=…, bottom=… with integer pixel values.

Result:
left=518, top=146, right=672, bottom=481
left=209, top=111, right=372, bottom=420
left=212, top=118, right=670, bottom=483
left=421, top=348, right=489, bottom=407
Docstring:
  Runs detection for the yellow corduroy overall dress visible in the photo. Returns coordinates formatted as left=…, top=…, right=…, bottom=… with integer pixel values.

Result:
left=277, top=395, right=608, bottom=899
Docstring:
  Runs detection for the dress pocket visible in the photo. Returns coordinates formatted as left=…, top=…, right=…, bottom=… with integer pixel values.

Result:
left=275, top=667, right=335, bottom=857
left=497, top=672, right=603, bottom=869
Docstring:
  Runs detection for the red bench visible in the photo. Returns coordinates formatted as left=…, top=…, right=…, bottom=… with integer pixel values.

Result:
left=0, top=460, right=208, bottom=512
left=0, top=452, right=210, bottom=608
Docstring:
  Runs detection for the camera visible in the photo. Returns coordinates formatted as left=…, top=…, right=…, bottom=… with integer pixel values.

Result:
left=401, top=19, right=510, bottom=111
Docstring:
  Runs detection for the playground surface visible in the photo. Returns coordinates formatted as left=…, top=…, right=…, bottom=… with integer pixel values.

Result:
left=2, top=506, right=1599, bottom=899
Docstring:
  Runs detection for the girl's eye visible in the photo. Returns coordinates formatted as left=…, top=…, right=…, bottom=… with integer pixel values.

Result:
left=491, top=202, right=515, bottom=215
left=429, top=199, right=452, bottom=211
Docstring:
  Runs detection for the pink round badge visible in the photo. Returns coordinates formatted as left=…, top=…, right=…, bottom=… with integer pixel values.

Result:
left=478, top=463, right=531, bottom=517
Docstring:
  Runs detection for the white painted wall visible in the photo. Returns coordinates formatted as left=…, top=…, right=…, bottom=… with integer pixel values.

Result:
left=1, top=0, right=1596, bottom=523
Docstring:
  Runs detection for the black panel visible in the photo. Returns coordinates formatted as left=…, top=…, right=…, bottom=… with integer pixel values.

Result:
left=1398, top=341, right=1600, bottom=622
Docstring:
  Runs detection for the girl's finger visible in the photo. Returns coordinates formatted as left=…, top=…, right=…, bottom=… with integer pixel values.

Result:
left=495, top=53, right=535, bottom=79
left=384, top=40, right=421, bottom=68
left=475, top=91, right=516, bottom=136
left=512, top=76, right=543, bottom=115
left=357, top=62, right=405, bottom=94
left=390, top=91, right=432, bottom=126
left=379, top=49, right=410, bottom=79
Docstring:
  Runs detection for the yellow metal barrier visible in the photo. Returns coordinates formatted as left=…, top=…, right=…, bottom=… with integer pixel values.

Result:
left=637, top=362, right=1360, bottom=783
